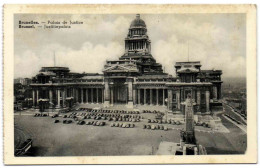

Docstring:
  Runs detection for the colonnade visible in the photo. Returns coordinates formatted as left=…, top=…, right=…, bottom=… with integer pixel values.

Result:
left=128, top=41, right=146, bottom=50
left=32, top=86, right=210, bottom=112
left=136, top=88, right=167, bottom=106
left=32, top=87, right=104, bottom=108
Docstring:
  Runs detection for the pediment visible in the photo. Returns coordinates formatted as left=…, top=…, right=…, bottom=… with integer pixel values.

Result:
left=104, top=64, right=138, bottom=73
left=105, top=65, right=129, bottom=72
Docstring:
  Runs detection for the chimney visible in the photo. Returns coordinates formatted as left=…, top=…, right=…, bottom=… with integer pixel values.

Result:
left=136, top=14, right=140, bottom=19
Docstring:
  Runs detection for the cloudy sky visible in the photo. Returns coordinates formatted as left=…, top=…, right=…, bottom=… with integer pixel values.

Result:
left=14, top=14, right=246, bottom=79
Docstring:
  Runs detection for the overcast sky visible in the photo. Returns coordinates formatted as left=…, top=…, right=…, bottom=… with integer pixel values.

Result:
left=14, top=14, right=246, bottom=79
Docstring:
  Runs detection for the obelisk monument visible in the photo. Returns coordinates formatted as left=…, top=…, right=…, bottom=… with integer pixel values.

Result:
left=181, top=93, right=196, bottom=144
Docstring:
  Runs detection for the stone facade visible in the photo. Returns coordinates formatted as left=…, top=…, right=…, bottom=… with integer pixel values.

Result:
left=30, top=14, right=223, bottom=113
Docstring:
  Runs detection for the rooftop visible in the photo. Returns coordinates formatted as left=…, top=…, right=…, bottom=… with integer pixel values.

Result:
left=175, top=61, right=201, bottom=67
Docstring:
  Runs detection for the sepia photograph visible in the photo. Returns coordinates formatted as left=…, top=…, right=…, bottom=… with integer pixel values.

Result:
left=3, top=4, right=257, bottom=164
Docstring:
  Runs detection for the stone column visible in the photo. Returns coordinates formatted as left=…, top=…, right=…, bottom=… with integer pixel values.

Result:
left=96, top=88, right=99, bottom=104
left=168, top=89, right=173, bottom=111
left=213, top=86, right=217, bottom=99
left=133, top=87, right=136, bottom=105
left=138, top=89, right=141, bottom=105
left=72, top=88, right=75, bottom=100
left=104, top=79, right=110, bottom=107
left=218, top=85, right=222, bottom=99
left=150, top=89, right=153, bottom=105
left=156, top=88, right=159, bottom=106
left=101, top=88, right=104, bottom=103
left=181, top=89, right=184, bottom=102
left=75, top=88, right=79, bottom=103
left=206, top=90, right=210, bottom=112
left=144, top=88, right=146, bottom=105
left=57, top=89, right=60, bottom=108
left=32, top=90, right=35, bottom=107
left=163, top=89, right=165, bottom=106
left=127, top=78, right=133, bottom=108
left=36, top=89, right=39, bottom=106
left=197, top=90, right=201, bottom=112
left=91, top=88, right=94, bottom=104
left=176, top=90, right=180, bottom=109
left=62, top=89, right=66, bottom=107
left=49, top=90, right=53, bottom=108
left=111, top=87, right=114, bottom=105
left=86, top=88, right=88, bottom=103
left=80, top=88, right=83, bottom=104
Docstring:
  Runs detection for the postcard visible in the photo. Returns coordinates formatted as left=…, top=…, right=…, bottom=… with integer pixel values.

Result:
left=3, top=4, right=257, bottom=164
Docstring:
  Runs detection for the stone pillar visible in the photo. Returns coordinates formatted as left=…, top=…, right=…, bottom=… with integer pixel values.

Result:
left=176, top=90, right=180, bottom=109
left=168, top=89, right=173, bottom=111
left=104, top=79, right=110, bottom=107
left=138, top=89, right=141, bottom=105
left=182, top=94, right=196, bottom=144
left=144, top=88, right=146, bottom=105
left=36, top=89, right=39, bottom=106
left=57, top=89, right=60, bottom=108
left=75, top=88, right=79, bottom=103
left=181, top=89, right=184, bottom=102
left=101, top=88, right=104, bottom=103
left=133, top=87, right=136, bottom=105
left=96, top=88, right=99, bottom=104
left=80, top=88, right=83, bottom=104
left=163, top=89, right=165, bottom=106
left=111, top=87, right=114, bottom=105
left=32, top=90, right=35, bottom=107
left=206, top=90, right=210, bottom=112
left=156, top=88, right=159, bottom=106
left=86, top=88, right=88, bottom=103
left=91, top=88, right=94, bottom=104
left=64, top=88, right=68, bottom=103
left=197, top=90, right=201, bottom=112
left=62, top=89, right=66, bottom=107
left=49, top=90, right=53, bottom=108
left=150, top=89, right=153, bottom=105
left=213, top=86, right=217, bottom=99
left=218, top=85, right=222, bottom=99
left=65, top=88, right=67, bottom=98
left=71, top=87, right=76, bottom=102
left=127, top=78, right=133, bottom=108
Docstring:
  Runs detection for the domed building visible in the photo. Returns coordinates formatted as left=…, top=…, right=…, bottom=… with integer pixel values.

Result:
left=30, top=14, right=223, bottom=114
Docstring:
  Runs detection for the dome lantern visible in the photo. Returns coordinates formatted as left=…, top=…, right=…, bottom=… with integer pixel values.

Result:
left=130, top=14, right=146, bottom=28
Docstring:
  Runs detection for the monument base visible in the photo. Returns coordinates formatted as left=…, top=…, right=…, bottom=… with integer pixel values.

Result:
left=156, top=141, right=206, bottom=155
left=126, top=101, right=134, bottom=108
left=104, top=101, right=110, bottom=108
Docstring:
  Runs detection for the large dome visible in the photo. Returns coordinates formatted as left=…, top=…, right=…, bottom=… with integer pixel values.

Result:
left=130, top=14, right=146, bottom=28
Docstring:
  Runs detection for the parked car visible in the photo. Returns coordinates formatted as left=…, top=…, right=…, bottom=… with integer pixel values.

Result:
left=52, top=114, right=59, bottom=118
left=77, top=120, right=85, bottom=125
left=63, top=120, right=72, bottom=124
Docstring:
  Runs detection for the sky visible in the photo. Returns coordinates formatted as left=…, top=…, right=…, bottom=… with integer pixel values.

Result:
left=14, top=14, right=246, bottom=79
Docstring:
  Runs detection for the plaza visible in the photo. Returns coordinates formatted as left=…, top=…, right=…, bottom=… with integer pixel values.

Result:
left=14, top=104, right=246, bottom=156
